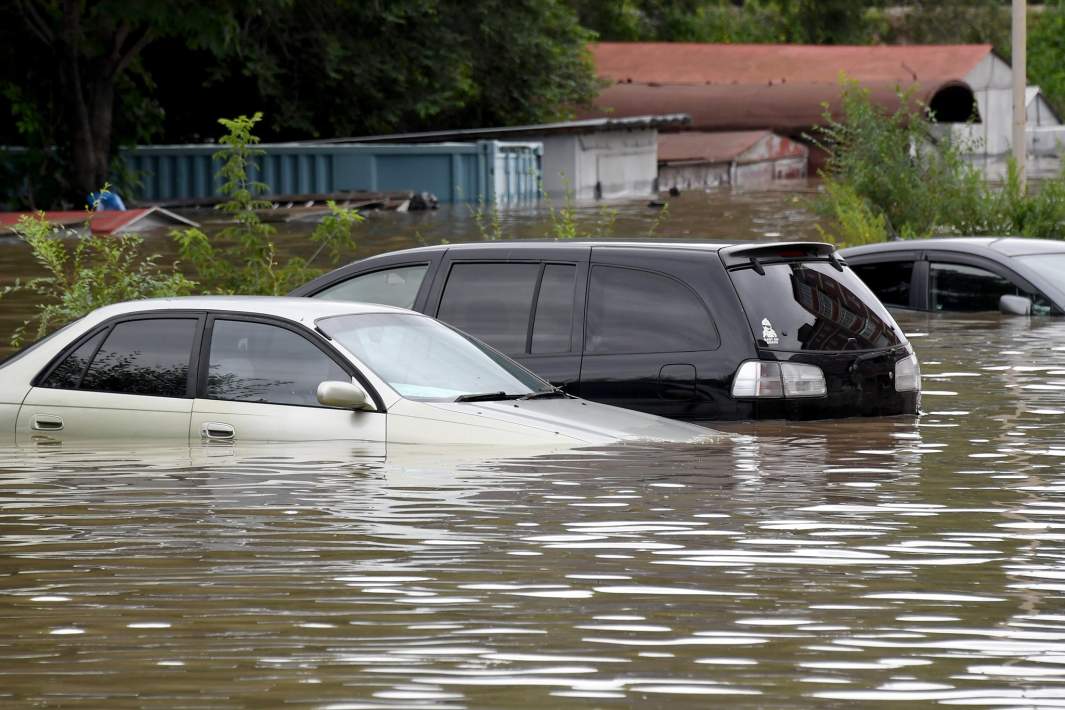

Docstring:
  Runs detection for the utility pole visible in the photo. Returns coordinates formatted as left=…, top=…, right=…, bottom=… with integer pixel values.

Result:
left=1012, top=0, right=1027, bottom=189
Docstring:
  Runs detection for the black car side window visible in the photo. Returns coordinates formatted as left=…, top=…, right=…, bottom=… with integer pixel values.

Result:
left=585, top=266, right=718, bottom=354
left=930, top=262, right=1048, bottom=312
left=852, top=261, right=914, bottom=308
left=438, top=263, right=540, bottom=353
left=314, top=264, right=429, bottom=309
left=206, top=319, right=349, bottom=407
left=79, top=319, right=197, bottom=397
left=531, top=264, right=577, bottom=354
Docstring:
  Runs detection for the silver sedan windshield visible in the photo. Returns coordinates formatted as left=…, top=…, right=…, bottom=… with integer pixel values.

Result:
left=317, top=313, right=547, bottom=401
left=1015, top=253, right=1065, bottom=289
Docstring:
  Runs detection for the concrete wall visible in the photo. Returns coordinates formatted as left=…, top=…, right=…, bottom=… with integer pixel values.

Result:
left=658, top=163, right=730, bottom=191
left=540, top=129, right=658, bottom=201
left=659, top=156, right=806, bottom=191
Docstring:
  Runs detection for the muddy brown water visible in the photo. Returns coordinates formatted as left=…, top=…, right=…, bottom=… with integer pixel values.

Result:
left=3, top=189, right=1065, bottom=707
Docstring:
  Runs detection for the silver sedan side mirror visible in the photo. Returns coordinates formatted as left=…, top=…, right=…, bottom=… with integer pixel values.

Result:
left=317, top=380, right=374, bottom=410
left=999, top=294, right=1032, bottom=316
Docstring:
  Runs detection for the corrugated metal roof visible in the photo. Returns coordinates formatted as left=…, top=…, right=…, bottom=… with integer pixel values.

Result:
left=311, top=114, right=691, bottom=145
left=586, top=43, right=991, bottom=132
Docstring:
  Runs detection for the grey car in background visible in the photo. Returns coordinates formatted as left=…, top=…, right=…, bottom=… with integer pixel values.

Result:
left=840, top=237, right=1065, bottom=315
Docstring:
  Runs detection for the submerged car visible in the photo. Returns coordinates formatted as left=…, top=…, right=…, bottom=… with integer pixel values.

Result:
left=0, top=297, right=718, bottom=447
left=840, top=237, right=1065, bottom=315
left=291, top=240, right=921, bottom=421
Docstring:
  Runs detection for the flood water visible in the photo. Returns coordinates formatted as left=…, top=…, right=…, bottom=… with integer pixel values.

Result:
left=3, top=189, right=1065, bottom=707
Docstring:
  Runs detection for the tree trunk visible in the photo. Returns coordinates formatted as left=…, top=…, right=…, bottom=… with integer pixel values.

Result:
left=56, top=1, right=143, bottom=203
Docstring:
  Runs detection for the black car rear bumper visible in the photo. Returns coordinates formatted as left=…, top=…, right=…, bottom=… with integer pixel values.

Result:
left=743, top=347, right=920, bottom=420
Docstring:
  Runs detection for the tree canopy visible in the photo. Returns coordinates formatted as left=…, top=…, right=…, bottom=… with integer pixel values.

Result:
left=3, top=0, right=1064, bottom=209
left=1, top=0, right=599, bottom=207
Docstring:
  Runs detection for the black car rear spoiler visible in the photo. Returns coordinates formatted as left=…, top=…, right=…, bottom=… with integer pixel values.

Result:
left=720, top=242, right=844, bottom=271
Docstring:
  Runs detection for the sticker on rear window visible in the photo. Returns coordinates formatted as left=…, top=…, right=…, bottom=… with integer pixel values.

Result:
left=761, top=318, right=779, bottom=345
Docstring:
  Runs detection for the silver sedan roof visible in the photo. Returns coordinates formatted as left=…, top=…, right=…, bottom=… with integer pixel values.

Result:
left=83, top=296, right=415, bottom=325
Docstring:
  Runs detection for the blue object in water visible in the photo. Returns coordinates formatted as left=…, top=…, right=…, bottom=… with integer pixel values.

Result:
left=88, top=190, right=126, bottom=211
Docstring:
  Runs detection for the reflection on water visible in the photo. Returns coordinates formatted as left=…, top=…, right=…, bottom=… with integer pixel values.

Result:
left=4, top=192, right=1065, bottom=706
left=2, top=313, right=1065, bottom=706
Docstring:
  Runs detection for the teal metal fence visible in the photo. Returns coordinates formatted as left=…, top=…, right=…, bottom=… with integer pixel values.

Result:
left=120, top=140, right=542, bottom=204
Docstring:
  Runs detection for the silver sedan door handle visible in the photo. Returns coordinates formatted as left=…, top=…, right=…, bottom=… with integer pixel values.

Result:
left=200, top=422, right=235, bottom=440
left=32, top=414, right=64, bottom=431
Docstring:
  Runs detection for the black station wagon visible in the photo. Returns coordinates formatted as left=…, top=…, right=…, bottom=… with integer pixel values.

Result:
left=290, top=241, right=921, bottom=422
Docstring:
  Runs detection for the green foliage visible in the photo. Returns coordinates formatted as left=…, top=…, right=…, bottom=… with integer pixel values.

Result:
left=878, top=1, right=1010, bottom=51
left=813, top=79, right=1065, bottom=244
left=814, top=181, right=888, bottom=247
left=1029, top=2, right=1065, bottom=118
left=469, top=197, right=505, bottom=241
left=570, top=0, right=877, bottom=44
left=545, top=179, right=579, bottom=240
left=1, top=1, right=601, bottom=207
left=0, top=212, right=194, bottom=347
left=172, top=114, right=362, bottom=295
left=646, top=202, right=671, bottom=237
left=812, top=79, right=984, bottom=238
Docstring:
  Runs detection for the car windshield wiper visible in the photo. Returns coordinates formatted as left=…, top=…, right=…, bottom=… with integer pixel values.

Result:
left=454, top=391, right=523, bottom=402
left=519, top=388, right=568, bottom=400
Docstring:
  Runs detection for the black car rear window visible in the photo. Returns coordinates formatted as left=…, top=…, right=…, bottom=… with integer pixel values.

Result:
left=729, top=261, right=904, bottom=352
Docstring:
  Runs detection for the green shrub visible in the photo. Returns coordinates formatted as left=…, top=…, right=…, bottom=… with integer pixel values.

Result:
left=2, top=113, right=364, bottom=347
left=0, top=210, right=194, bottom=347
left=171, top=113, right=363, bottom=295
left=813, top=78, right=1065, bottom=242
left=814, top=180, right=888, bottom=247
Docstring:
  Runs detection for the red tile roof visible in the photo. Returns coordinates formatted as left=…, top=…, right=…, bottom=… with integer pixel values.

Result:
left=586, top=43, right=993, bottom=133
left=592, top=42, right=992, bottom=86
left=0, top=208, right=196, bottom=235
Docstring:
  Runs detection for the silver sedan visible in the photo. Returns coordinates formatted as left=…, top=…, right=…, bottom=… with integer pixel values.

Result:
left=0, top=297, right=721, bottom=447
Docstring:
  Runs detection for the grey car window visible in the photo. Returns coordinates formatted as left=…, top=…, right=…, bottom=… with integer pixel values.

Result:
left=851, top=261, right=914, bottom=307
left=314, top=264, right=429, bottom=308
left=930, top=262, right=1052, bottom=313
left=206, top=319, right=349, bottom=407
left=80, top=319, right=196, bottom=397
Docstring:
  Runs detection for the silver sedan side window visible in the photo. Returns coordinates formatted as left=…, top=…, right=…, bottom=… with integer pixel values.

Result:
left=206, top=320, right=348, bottom=407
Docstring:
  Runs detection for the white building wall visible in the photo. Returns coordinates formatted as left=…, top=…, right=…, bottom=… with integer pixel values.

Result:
left=539, top=129, right=658, bottom=201
left=959, top=54, right=1014, bottom=155
left=539, top=135, right=580, bottom=200
left=959, top=54, right=1062, bottom=156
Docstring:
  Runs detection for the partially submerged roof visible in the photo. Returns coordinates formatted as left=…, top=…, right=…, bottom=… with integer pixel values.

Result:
left=310, top=115, right=692, bottom=145
left=0, top=207, right=197, bottom=236
left=657, top=130, right=808, bottom=164
left=585, top=42, right=992, bottom=132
